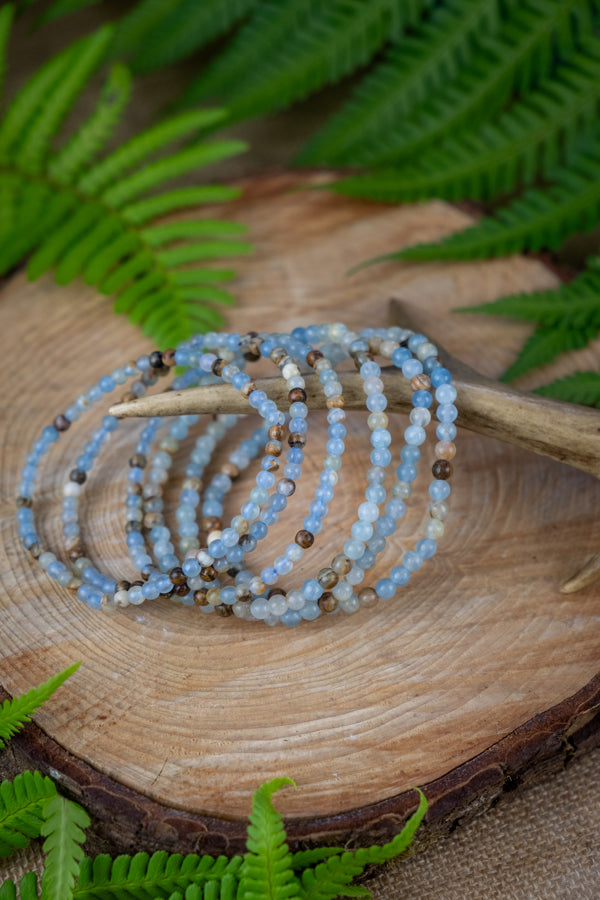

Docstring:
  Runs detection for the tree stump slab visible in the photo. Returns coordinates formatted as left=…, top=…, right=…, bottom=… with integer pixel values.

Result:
left=1, top=173, right=599, bottom=855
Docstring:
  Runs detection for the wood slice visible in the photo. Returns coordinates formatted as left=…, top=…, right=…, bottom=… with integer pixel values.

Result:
left=1, top=173, right=599, bottom=856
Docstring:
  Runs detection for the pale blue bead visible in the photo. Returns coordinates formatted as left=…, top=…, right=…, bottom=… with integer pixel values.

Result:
left=309, top=499, right=328, bottom=518
left=366, top=393, right=387, bottom=412
left=385, top=498, right=406, bottom=519
left=370, top=448, right=392, bottom=466
left=371, top=428, right=391, bottom=448
left=329, top=422, right=346, bottom=439
left=99, top=376, right=115, bottom=393
left=417, top=538, right=437, bottom=558
left=208, top=539, right=225, bottom=558
left=288, top=447, right=304, bottom=463
left=344, top=539, right=365, bottom=560
left=289, top=402, right=308, bottom=418
left=179, top=523, right=199, bottom=537
left=320, top=470, right=337, bottom=486
left=437, top=403, right=458, bottom=422
left=242, top=501, right=260, bottom=520
left=358, top=501, right=379, bottom=522
left=404, top=425, right=426, bottom=445
left=232, top=371, right=250, bottom=390
left=302, top=579, right=323, bottom=601
left=365, top=484, right=386, bottom=504
left=261, top=509, right=279, bottom=526
left=401, top=358, right=423, bottom=379
left=315, top=484, right=334, bottom=502
left=357, top=549, right=376, bottom=570
left=351, top=520, right=372, bottom=541
left=367, top=534, right=386, bottom=553
left=221, top=587, right=237, bottom=605
left=375, top=515, right=395, bottom=536
left=326, top=438, right=345, bottom=456
left=403, top=551, right=423, bottom=571
left=142, top=582, right=160, bottom=599
left=367, top=466, right=386, bottom=484
left=284, top=463, right=302, bottom=480
left=436, top=422, right=457, bottom=441
left=397, top=462, right=417, bottom=483
left=274, top=557, right=293, bottom=575
left=281, top=609, right=303, bottom=626
left=360, top=360, right=380, bottom=378
left=183, top=559, right=201, bottom=577
left=436, top=384, right=457, bottom=404
left=289, top=417, right=307, bottom=433
left=303, top=515, right=322, bottom=533
left=227, top=546, right=244, bottom=563
left=271, top=494, right=287, bottom=511
left=375, top=578, right=395, bottom=599
left=251, top=598, right=269, bottom=619
left=390, top=565, right=411, bottom=585
left=429, top=481, right=451, bottom=501
left=300, top=602, right=321, bottom=620
left=250, top=521, right=268, bottom=540
left=401, top=445, right=420, bottom=463
left=248, top=390, right=267, bottom=408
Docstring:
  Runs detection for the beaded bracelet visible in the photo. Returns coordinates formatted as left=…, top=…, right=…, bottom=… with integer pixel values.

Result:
left=16, top=323, right=457, bottom=627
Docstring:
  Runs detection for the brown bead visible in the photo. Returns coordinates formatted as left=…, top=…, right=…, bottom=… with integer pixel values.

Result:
left=326, top=396, right=345, bottom=409
left=174, top=583, right=190, bottom=596
left=120, top=391, right=136, bottom=404
left=220, top=462, right=240, bottom=480
left=16, top=496, right=32, bottom=508
left=317, top=567, right=338, bottom=589
left=240, top=381, right=257, bottom=399
left=263, top=456, right=279, bottom=472
left=277, top=477, right=295, bottom=496
left=53, top=414, right=71, bottom=432
left=331, top=554, right=352, bottom=575
left=124, top=522, right=138, bottom=534
left=149, top=350, right=163, bottom=369
left=67, top=541, right=85, bottom=561
left=194, top=589, right=210, bottom=606
left=288, top=387, right=307, bottom=403
left=28, top=543, right=42, bottom=558
left=239, top=533, right=254, bottom=549
left=270, top=346, right=288, bottom=365
left=162, top=348, right=176, bottom=366
left=411, top=373, right=432, bottom=392
left=202, top=516, right=222, bottom=532
left=288, top=433, right=307, bottom=448
left=129, top=482, right=143, bottom=495
left=269, top=424, right=286, bottom=441
left=432, top=459, right=453, bottom=480
left=211, top=357, right=226, bottom=376
left=183, top=476, right=203, bottom=491
left=200, top=565, right=217, bottom=582
left=116, top=580, right=131, bottom=592
left=295, top=529, right=314, bottom=548
left=434, top=440, right=456, bottom=460
left=358, top=587, right=378, bottom=607
left=69, top=468, right=86, bottom=484
left=318, top=592, right=338, bottom=613
left=143, top=512, right=163, bottom=530
left=169, top=566, right=186, bottom=585
left=214, top=604, right=233, bottom=617
left=306, top=349, right=324, bottom=367
left=243, top=344, right=261, bottom=361
left=129, top=453, right=147, bottom=468
left=267, top=588, right=287, bottom=599
left=265, top=441, right=282, bottom=457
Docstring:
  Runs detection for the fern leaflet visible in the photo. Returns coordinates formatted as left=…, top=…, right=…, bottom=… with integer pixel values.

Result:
left=0, top=14, right=250, bottom=347
left=111, top=0, right=257, bottom=75
left=0, top=771, right=57, bottom=857
left=297, top=0, right=505, bottom=165
left=0, top=662, right=80, bottom=748
left=0, top=873, right=40, bottom=900
left=346, top=0, right=600, bottom=167
left=74, top=851, right=244, bottom=898
left=534, top=371, right=600, bottom=406
left=334, top=37, right=600, bottom=203
left=182, top=0, right=434, bottom=119
left=40, top=795, right=90, bottom=900
left=240, top=777, right=300, bottom=900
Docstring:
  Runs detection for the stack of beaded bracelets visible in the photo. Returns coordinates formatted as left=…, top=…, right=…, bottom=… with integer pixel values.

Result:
left=16, top=323, right=457, bottom=627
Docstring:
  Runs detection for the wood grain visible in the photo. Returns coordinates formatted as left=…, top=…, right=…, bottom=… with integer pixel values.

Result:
left=1, top=173, right=599, bottom=854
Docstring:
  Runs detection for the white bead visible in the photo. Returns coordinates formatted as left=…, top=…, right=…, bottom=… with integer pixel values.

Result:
left=380, top=339, right=399, bottom=357
left=287, top=590, right=306, bottom=610
left=416, top=341, right=438, bottom=361
left=410, top=407, right=431, bottom=427
left=332, top=580, right=352, bottom=600
left=425, top=518, right=445, bottom=539
left=338, top=594, right=360, bottom=613
left=282, top=362, right=300, bottom=379
left=63, top=481, right=81, bottom=497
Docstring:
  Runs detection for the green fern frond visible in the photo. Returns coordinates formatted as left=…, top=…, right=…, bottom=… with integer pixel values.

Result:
left=112, top=0, right=257, bottom=75
left=0, top=5, right=13, bottom=104
left=74, top=851, right=244, bottom=898
left=346, top=0, right=600, bottom=168
left=0, top=662, right=80, bottom=749
left=0, top=872, right=40, bottom=900
left=297, top=0, right=504, bottom=165
left=48, top=63, right=131, bottom=184
left=534, top=370, right=600, bottom=405
left=40, top=0, right=100, bottom=24
left=501, top=324, right=596, bottom=382
left=334, top=37, right=600, bottom=203
left=40, top=795, right=90, bottom=900
left=0, top=771, right=57, bottom=857
left=299, top=789, right=427, bottom=900
left=0, top=15, right=249, bottom=347
left=239, top=777, right=299, bottom=900
left=182, top=0, right=433, bottom=118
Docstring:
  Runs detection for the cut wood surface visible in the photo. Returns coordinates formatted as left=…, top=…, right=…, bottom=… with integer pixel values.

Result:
left=1, top=173, right=599, bottom=855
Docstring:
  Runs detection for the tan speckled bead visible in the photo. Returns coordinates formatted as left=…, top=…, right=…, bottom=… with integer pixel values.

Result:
left=432, top=459, right=453, bottom=480
left=317, top=567, right=339, bottom=589
left=358, top=587, right=378, bottom=607
left=295, top=529, right=314, bottom=548
left=331, top=554, right=352, bottom=575
left=435, top=440, right=456, bottom=460
left=411, top=373, right=432, bottom=392
left=318, top=592, right=338, bottom=613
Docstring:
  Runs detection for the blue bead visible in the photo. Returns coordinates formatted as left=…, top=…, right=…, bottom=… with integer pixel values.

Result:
left=232, top=371, right=250, bottom=390
left=300, top=603, right=321, bottom=620
left=408, top=333, right=427, bottom=352
left=182, top=559, right=201, bottom=577
left=417, top=538, right=437, bottom=558
left=429, top=480, right=451, bottom=501
left=375, top=578, right=395, bottom=599
left=436, top=422, right=457, bottom=441
left=261, top=567, right=278, bottom=585
left=370, top=448, right=392, bottom=466
left=403, top=551, right=423, bottom=572
left=360, top=360, right=381, bottom=378
left=390, top=565, right=411, bottom=585
left=303, top=515, right=322, bottom=534
left=249, top=521, right=268, bottom=540
left=437, top=403, right=458, bottom=422
left=281, top=609, right=303, bottom=627
left=302, top=579, right=323, bottom=601
left=329, top=423, right=347, bottom=439
left=401, top=445, right=420, bottom=463
left=287, top=448, right=304, bottom=464
left=392, top=347, right=411, bottom=367
left=375, top=515, right=396, bottom=536
left=289, top=417, right=307, bottom=434
left=326, top=438, right=345, bottom=455
left=99, top=376, right=115, bottom=393
left=396, top=463, right=417, bottom=483
left=370, top=429, right=392, bottom=448
left=412, top=390, right=432, bottom=408
left=366, top=393, right=387, bottom=412
left=431, top=367, right=452, bottom=387
left=404, top=425, right=426, bottom=446
left=401, top=359, right=423, bottom=379
left=208, top=539, right=225, bottom=558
